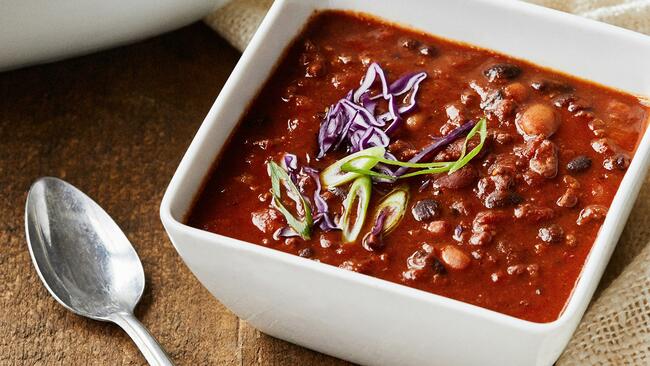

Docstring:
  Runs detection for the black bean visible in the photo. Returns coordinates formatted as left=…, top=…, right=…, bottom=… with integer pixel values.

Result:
left=538, top=224, right=564, bottom=243
left=567, top=155, right=592, bottom=173
left=483, top=191, right=515, bottom=209
left=483, top=64, right=522, bottom=82
left=431, top=258, right=447, bottom=275
left=411, top=199, right=441, bottom=222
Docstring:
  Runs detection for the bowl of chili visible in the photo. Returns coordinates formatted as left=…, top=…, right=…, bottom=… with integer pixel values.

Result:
left=161, top=0, right=650, bottom=365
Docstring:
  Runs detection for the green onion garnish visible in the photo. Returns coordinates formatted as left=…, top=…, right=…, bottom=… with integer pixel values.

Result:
left=340, top=117, right=488, bottom=178
left=373, top=185, right=409, bottom=235
left=340, top=176, right=372, bottom=243
left=447, top=117, right=488, bottom=174
left=320, top=146, right=385, bottom=188
left=267, top=160, right=313, bottom=240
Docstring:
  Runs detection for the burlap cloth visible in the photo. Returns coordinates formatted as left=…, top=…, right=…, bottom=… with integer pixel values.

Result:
left=205, top=1, right=650, bottom=364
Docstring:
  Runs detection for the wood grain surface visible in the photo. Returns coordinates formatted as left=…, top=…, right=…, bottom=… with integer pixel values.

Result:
left=0, top=23, right=350, bottom=366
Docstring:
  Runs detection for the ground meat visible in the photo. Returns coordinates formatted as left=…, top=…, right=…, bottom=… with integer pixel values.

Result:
left=469, top=210, right=506, bottom=246
left=506, top=264, right=527, bottom=276
left=473, top=210, right=507, bottom=231
left=389, top=139, right=418, bottom=160
left=476, top=154, right=519, bottom=208
left=576, top=205, right=608, bottom=225
left=434, top=165, right=478, bottom=190
left=469, top=232, right=492, bottom=246
left=424, top=220, right=449, bottom=235
left=483, top=90, right=517, bottom=124
left=603, top=153, right=631, bottom=171
left=591, top=138, right=615, bottom=154
left=563, top=175, right=581, bottom=189
left=450, top=200, right=470, bottom=216
left=476, top=177, right=513, bottom=208
left=556, top=189, right=579, bottom=208
left=528, top=139, right=558, bottom=178
left=298, top=247, right=314, bottom=258
left=588, top=118, right=607, bottom=137
left=514, top=204, right=554, bottom=222
left=538, top=224, right=564, bottom=243
left=494, top=132, right=515, bottom=145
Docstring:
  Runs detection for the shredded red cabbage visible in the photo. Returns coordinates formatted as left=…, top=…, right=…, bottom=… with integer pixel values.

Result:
left=274, top=226, right=300, bottom=239
left=283, top=153, right=300, bottom=183
left=317, top=63, right=427, bottom=158
left=303, top=166, right=338, bottom=231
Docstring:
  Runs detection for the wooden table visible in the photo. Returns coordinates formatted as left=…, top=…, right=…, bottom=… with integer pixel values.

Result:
left=0, top=23, right=350, bottom=366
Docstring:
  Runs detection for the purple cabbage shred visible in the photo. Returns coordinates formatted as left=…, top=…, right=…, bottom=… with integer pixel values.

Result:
left=317, top=63, right=427, bottom=158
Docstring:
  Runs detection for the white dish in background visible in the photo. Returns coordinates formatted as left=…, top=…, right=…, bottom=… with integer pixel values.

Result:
left=160, top=0, right=650, bottom=365
left=0, top=0, right=226, bottom=71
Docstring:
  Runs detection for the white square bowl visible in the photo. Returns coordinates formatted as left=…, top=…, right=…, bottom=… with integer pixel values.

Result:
left=160, top=1, right=650, bottom=365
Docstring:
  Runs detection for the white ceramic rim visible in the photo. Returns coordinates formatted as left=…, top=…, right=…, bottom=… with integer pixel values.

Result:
left=161, top=0, right=650, bottom=335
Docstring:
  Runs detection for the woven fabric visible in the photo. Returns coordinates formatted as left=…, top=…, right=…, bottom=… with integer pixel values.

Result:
left=204, top=1, right=650, bottom=364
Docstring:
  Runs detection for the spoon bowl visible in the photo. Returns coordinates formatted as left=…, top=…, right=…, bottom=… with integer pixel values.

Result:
left=25, top=177, right=173, bottom=365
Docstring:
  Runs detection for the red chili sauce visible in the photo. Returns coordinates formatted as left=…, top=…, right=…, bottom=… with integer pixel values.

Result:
left=187, top=11, right=648, bottom=322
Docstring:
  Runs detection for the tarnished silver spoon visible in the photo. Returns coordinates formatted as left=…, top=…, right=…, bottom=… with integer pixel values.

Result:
left=25, top=177, right=174, bottom=366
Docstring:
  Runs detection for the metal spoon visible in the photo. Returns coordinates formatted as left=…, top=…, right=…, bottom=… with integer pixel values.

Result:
left=25, top=177, right=174, bottom=366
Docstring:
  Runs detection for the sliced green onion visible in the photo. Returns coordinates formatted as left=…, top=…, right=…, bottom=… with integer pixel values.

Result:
left=320, top=146, right=385, bottom=188
left=345, top=155, right=451, bottom=169
left=267, top=161, right=312, bottom=240
left=336, top=165, right=396, bottom=180
left=373, top=185, right=409, bottom=235
left=448, top=117, right=488, bottom=174
left=340, top=118, right=488, bottom=178
left=340, top=155, right=451, bottom=180
left=398, top=165, right=454, bottom=178
left=340, top=176, right=372, bottom=243
left=341, top=160, right=453, bottom=180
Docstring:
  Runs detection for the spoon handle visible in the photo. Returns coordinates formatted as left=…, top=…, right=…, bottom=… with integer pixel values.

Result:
left=111, top=312, right=175, bottom=366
